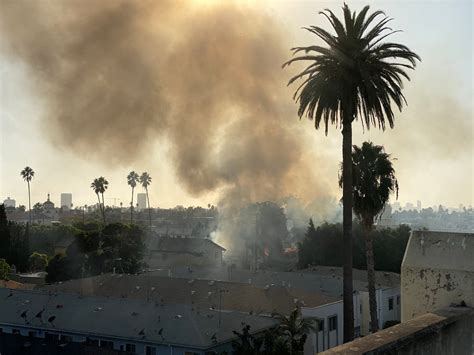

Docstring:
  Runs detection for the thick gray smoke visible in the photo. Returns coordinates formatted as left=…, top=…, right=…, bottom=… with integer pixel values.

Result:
left=0, top=0, right=329, bottom=210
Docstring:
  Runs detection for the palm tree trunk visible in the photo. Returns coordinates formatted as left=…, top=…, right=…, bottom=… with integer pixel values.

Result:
left=96, top=193, right=103, bottom=223
left=342, top=120, right=354, bottom=342
left=145, top=187, right=151, bottom=229
left=101, top=193, right=106, bottom=224
left=27, top=181, right=31, bottom=225
left=130, top=187, right=134, bottom=224
left=364, top=221, right=379, bottom=332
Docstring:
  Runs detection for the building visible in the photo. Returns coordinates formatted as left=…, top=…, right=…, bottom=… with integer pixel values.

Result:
left=145, top=236, right=226, bottom=268
left=401, top=230, right=473, bottom=321
left=60, top=193, right=73, bottom=210
left=319, top=230, right=474, bottom=355
left=3, top=197, right=16, bottom=208
left=0, top=288, right=277, bottom=355
left=137, top=193, right=147, bottom=211
left=41, top=273, right=344, bottom=353
left=144, top=265, right=401, bottom=344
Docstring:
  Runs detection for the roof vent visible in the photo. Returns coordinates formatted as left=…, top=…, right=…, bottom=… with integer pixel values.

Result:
left=94, top=307, right=103, bottom=312
left=175, top=314, right=183, bottom=319
left=208, top=280, right=215, bottom=286
left=188, top=279, right=195, bottom=284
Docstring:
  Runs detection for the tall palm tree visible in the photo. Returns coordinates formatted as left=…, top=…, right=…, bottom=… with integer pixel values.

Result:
left=340, top=141, right=398, bottom=332
left=20, top=166, right=35, bottom=224
left=272, top=308, right=316, bottom=354
left=283, top=4, right=419, bottom=341
left=127, top=171, right=139, bottom=224
left=91, top=177, right=108, bottom=223
left=139, top=172, right=152, bottom=229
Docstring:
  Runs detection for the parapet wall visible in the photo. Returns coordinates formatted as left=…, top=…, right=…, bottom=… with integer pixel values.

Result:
left=319, top=307, right=474, bottom=355
left=401, top=230, right=474, bottom=321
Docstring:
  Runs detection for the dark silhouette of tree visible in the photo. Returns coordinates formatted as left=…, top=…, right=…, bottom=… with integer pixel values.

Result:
left=139, top=172, right=152, bottom=229
left=0, top=204, right=11, bottom=261
left=231, top=324, right=264, bottom=355
left=340, top=141, right=398, bottom=332
left=284, top=4, right=419, bottom=341
left=272, top=308, right=316, bottom=354
left=90, top=177, right=108, bottom=223
left=127, top=171, right=140, bottom=224
left=20, top=166, right=35, bottom=224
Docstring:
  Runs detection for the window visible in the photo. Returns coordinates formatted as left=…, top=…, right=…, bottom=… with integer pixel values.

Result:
left=162, top=253, right=168, bottom=260
left=126, top=344, right=136, bottom=352
left=328, top=315, right=337, bottom=331
left=146, top=346, right=157, bottom=355
left=28, top=331, right=36, bottom=337
left=360, top=304, right=363, bottom=314
left=315, top=319, right=324, bottom=332
left=60, top=335, right=72, bottom=342
left=12, top=329, right=20, bottom=335
left=100, top=340, right=114, bottom=349
left=184, top=352, right=199, bottom=355
left=45, top=332, right=59, bottom=340
left=397, top=295, right=400, bottom=305
left=86, top=338, right=99, bottom=346
left=388, top=297, right=394, bottom=310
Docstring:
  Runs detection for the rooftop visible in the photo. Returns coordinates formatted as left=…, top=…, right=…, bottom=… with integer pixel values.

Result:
left=0, top=288, right=276, bottom=349
left=144, top=265, right=400, bottom=297
left=147, top=236, right=226, bottom=254
left=39, top=274, right=340, bottom=315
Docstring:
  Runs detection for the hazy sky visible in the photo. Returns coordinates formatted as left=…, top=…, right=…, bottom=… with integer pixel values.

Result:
left=1, top=0, right=472, bottom=210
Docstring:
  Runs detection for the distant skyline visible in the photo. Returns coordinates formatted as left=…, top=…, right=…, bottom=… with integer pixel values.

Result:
left=1, top=0, right=472, bottom=209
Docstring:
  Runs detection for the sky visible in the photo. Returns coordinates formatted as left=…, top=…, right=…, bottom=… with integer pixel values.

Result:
left=0, top=0, right=472, bottom=210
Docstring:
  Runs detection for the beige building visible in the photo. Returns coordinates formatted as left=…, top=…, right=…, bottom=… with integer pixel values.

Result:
left=401, top=230, right=474, bottom=321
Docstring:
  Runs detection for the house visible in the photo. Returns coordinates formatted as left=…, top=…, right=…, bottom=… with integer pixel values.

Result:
left=0, top=288, right=277, bottom=355
left=144, top=265, right=401, bottom=341
left=40, top=274, right=345, bottom=354
left=145, top=236, right=226, bottom=268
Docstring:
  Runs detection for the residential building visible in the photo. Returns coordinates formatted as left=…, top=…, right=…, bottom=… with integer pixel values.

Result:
left=60, top=193, right=73, bottom=210
left=401, top=230, right=473, bottom=321
left=40, top=274, right=345, bottom=354
left=144, top=265, right=400, bottom=342
left=0, top=288, right=277, bottom=355
left=320, top=230, right=474, bottom=355
left=145, top=236, right=226, bottom=268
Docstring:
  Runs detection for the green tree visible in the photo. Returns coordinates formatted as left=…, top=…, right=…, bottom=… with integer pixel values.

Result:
left=20, top=166, right=35, bottom=224
left=139, top=172, right=152, bottom=228
left=127, top=171, right=140, bottom=224
left=272, top=308, right=316, bottom=354
left=340, top=141, right=398, bottom=332
left=91, top=177, right=109, bottom=223
left=231, top=324, right=264, bottom=355
left=0, top=258, right=10, bottom=280
left=29, top=251, right=49, bottom=271
left=284, top=4, right=419, bottom=340
left=45, top=254, right=75, bottom=283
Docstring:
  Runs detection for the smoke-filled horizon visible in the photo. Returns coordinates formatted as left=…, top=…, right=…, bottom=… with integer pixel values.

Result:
left=1, top=0, right=472, bottom=210
left=0, top=0, right=334, bottom=212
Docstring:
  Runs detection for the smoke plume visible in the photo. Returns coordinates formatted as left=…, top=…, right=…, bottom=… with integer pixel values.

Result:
left=0, top=0, right=329, bottom=209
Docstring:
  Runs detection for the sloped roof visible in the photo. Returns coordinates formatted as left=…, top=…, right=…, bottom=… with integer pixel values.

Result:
left=0, top=288, right=276, bottom=349
left=148, top=237, right=226, bottom=253
left=39, top=274, right=339, bottom=315
left=0, top=280, right=36, bottom=290
left=144, top=265, right=400, bottom=296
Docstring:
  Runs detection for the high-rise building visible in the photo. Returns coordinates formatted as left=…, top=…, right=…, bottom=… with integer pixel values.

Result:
left=3, top=197, right=16, bottom=208
left=137, top=193, right=147, bottom=211
left=416, top=200, right=422, bottom=211
left=60, top=193, right=73, bottom=210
